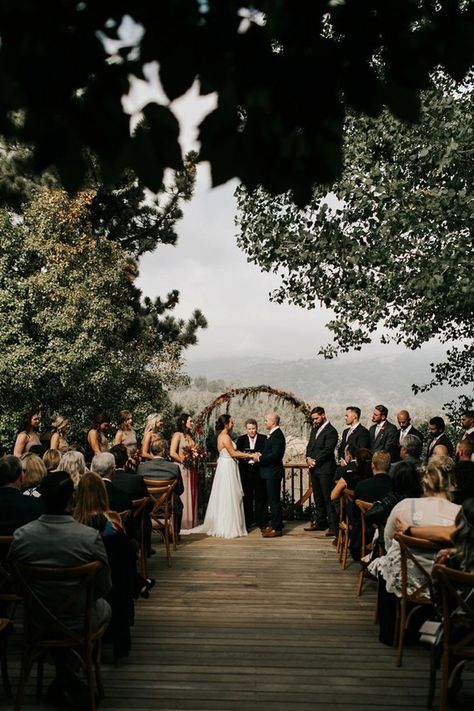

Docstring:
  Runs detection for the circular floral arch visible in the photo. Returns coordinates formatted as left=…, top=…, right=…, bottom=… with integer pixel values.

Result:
left=194, top=384, right=312, bottom=439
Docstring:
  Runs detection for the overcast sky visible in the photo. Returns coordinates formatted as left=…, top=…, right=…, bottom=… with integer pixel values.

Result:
left=130, top=72, right=443, bottom=369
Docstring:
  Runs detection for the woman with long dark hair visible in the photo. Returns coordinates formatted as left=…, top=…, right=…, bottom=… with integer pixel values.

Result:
left=181, top=414, right=256, bottom=538
left=13, top=411, right=41, bottom=457
left=87, top=412, right=111, bottom=458
left=170, top=413, right=199, bottom=529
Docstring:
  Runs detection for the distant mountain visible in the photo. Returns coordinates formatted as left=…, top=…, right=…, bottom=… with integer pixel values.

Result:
left=184, top=350, right=464, bottom=411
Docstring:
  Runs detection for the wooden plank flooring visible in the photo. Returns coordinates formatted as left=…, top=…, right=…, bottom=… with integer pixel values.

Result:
left=7, top=521, right=474, bottom=710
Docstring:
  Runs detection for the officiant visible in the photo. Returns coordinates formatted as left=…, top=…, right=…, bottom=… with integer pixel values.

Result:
left=236, top=418, right=267, bottom=529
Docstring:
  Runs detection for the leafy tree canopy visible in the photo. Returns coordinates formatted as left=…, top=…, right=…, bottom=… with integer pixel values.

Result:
left=236, top=75, right=473, bottom=412
left=0, top=188, right=207, bottom=449
left=0, top=2, right=472, bottom=205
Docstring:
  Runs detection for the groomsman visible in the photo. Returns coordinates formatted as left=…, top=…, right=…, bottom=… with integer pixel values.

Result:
left=337, top=406, right=371, bottom=464
left=369, top=405, right=399, bottom=460
left=426, top=416, right=454, bottom=460
left=305, top=407, right=338, bottom=535
left=396, top=410, right=423, bottom=460
left=236, top=418, right=267, bottom=529
left=461, top=410, right=474, bottom=440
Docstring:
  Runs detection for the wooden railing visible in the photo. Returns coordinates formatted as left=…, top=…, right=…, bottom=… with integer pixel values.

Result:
left=199, top=463, right=312, bottom=520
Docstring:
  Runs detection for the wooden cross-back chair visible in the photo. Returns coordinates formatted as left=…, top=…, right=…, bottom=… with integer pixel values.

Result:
left=429, top=564, right=474, bottom=711
left=337, top=489, right=354, bottom=570
left=354, top=499, right=378, bottom=596
left=131, top=496, right=150, bottom=579
left=143, top=480, right=178, bottom=568
left=0, top=535, right=22, bottom=697
left=11, top=560, right=107, bottom=711
left=394, top=532, right=440, bottom=667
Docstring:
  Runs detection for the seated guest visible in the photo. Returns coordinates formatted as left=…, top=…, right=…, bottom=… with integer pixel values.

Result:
left=13, top=411, right=42, bottom=458
left=349, top=451, right=392, bottom=558
left=369, top=455, right=460, bottom=644
left=59, top=450, right=87, bottom=489
left=390, top=434, right=422, bottom=476
left=43, top=448, right=61, bottom=472
left=330, top=444, right=360, bottom=501
left=74, top=471, right=145, bottom=660
left=432, top=444, right=449, bottom=457
left=9, top=471, right=112, bottom=703
left=365, top=461, right=422, bottom=527
left=137, top=439, right=184, bottom=533
left=453, top=439, right=474, bottom=504
left=0, top=455, right=44, bottom=535
left=110, top=445, right=148, bottom=500
left=91, top=452, right=132, bottom=513
left=21, top=453, right=48, bottom=497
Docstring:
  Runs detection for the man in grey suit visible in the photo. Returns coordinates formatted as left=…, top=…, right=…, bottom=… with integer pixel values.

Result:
left=137, top=439, right=184, bottom=532
left=9, top=471, right=112, bottom=704
left=369, top=405, right=399, bottom=461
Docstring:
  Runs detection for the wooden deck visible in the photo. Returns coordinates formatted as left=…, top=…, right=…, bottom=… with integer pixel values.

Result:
left=8, top=521, right=474, bottom=710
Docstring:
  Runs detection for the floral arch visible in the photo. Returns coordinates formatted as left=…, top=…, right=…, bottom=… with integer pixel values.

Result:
left=193, top=385, right=312, bottom=441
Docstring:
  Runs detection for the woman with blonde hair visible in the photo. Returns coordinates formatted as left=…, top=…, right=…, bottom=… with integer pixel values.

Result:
left=21, top=453, right=48, bottom=497
left=170, top=413, right=199, bottom=530
left=59, top=450, right=87, bottom=489
left=43, top=449, right=61, bottom=472
left=114, top=410, right=138, bottom=458
left=141, top=412, right=163, bottom=461
left=369, top=455, right=460, bottom=644
left=49, top=415, right=70, bottom=454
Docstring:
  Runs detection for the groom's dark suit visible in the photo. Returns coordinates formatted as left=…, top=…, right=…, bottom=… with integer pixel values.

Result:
left=259, top=427, right=286, bottom=532
left=236, top=432, right=267, bottom=527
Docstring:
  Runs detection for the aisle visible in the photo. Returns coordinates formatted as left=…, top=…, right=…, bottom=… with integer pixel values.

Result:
left=100, top=522, right=435, bottom=710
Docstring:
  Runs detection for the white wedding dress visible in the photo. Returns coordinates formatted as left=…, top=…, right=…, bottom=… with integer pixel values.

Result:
left=181, top=448, right=247, bottom=538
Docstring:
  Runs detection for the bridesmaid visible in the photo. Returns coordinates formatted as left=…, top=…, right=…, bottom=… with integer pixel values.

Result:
left=87, top=412, right=111, bottom=458
left=13, top=411, right=42, bottom=457
left=114, top=410, right=138, bottom=458
left=141, top=413, right=163, bottom=461
left=170, top=413, right=198, bottom=530
left=49, top=415, right=70, bottom=454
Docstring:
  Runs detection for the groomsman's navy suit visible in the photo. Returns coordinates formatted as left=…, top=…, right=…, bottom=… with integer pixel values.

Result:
left=259, top=428, right=286, bottom=532
left=236, top=432, right=267, bottom=528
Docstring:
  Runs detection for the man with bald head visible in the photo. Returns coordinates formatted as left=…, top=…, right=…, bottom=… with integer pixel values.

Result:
left=254, top=413, right=286, bottom=538
left=396, top=410, right=423, bottom=462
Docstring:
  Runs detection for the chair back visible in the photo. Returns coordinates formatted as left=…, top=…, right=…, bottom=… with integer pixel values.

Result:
left=395, top=532, right=440, bottom=602
left=11, top=560, right=105, bottom=646
left=431, top=564, right=474, bottom=709
left=355, top=499, right=373, bottom=560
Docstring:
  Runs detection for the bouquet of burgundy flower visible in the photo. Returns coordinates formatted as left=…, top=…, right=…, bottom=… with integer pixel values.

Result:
left=182, top=444, right=207, bottom=468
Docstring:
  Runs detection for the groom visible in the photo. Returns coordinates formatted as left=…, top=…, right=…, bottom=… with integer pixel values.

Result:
left=255, top=413, right=286, bottom=538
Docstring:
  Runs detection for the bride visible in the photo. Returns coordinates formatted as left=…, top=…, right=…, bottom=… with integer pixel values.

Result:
left=181, top=414, right=256, bottom=539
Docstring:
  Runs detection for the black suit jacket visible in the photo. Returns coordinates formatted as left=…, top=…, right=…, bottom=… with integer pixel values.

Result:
left=369, top=421, right=399, bottom=459
left=337, top=423, right=371, bottom=460
left=259, top=428, right=285, bottom=480
left=306, top=422, right=338, bottom=476
left=354, top=474, right=392, bottom=504
left=0, top=487, right=44, bottom=536
left=426, top=432, right=454, bottom=460
left=104, top=479, right=133, bottom=513
left=112, top=468, right=148, bottom=500
left=236, top=432, right=267, bottom=479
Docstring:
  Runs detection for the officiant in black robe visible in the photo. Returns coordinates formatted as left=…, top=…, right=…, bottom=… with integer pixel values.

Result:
left=236, top=419, right=267, bottom=529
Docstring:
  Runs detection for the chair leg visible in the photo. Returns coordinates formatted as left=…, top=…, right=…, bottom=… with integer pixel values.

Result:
left=341, top=530, right=351, bottom=570
left=15, top=648, right=33, bottom=711
left=356, top=567, right=364, bottom=596
left=0, top=632, right=11, bottom=697
left=439, top=647, right=450, bottom=711
left=396, top=600, right=406, bottom=667
left=426, top=642, right=437, bottom=709
left=85, top=647, right=96, bottom=711
left=94, top=640, right=104, bottom=701
left=35, top=655, right=44, bottom=699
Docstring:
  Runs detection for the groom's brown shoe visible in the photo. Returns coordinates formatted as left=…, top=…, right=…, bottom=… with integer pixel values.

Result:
left=262, top=529, right=282, bottom=538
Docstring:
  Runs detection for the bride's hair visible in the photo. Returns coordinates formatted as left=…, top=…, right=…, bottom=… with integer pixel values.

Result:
left=216, top=414, right=231, bottom=433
